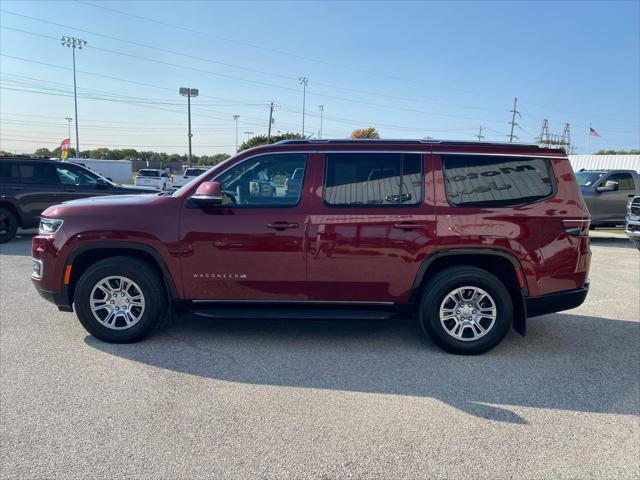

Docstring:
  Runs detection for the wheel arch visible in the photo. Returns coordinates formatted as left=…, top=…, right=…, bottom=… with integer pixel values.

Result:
left=410, top=248, right=528, bottom=335
left=65, top=242, right=178, bottom=307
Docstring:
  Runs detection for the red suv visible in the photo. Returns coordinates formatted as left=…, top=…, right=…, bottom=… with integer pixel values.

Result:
left=31, top=140, right=591, bottom=354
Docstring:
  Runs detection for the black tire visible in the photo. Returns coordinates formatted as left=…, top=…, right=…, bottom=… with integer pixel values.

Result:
left=74, top=256, right=168, bottom=343
left=0, top=207, right=18, bottom=243
left=419, top=266, right=513, bottom=355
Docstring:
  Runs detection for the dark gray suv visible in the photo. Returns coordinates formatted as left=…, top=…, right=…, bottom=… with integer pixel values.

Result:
left=0, top=157, right=157, bottom=243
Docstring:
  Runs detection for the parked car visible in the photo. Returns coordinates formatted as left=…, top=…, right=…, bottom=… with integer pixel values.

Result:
left=134, top=169, right=171, bottom=190
left=575, top=169, right=639, bottom=228
left=625, top=195, right=640, bottom=249
left=0, top=156, right=157, bottom=243
left=31, top=139, right=591, bottom=355
left=171, top=167, right=209, bottom=188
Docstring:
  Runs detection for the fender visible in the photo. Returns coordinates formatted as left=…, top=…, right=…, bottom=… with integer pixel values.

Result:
left=66, top=241, right=179, bottom=300
left=410, top=248, right=528, bottom=335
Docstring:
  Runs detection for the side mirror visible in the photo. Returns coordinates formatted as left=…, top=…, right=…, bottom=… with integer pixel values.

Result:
left=597, top=180, right=618, bottom=192
left=190, top=181, right=222, bottom=206
left=96, top=178, right=110, bottom=189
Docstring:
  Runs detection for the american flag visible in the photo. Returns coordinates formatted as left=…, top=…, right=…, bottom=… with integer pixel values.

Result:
left=589, top=127, right=601, bottom=137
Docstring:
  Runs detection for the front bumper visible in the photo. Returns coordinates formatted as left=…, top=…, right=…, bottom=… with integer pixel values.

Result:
left=525, top=284, right=589, bottom=318
left=32, top=281, right=73, bottom=312
left=624, top=216, right=640, bottom=239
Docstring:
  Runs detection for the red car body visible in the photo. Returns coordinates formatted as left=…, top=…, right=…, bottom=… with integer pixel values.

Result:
left=32, top=140, right=591, bottom=341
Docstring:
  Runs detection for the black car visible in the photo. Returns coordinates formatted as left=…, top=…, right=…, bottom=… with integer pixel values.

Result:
left=0, top=157, right=157, bottom=243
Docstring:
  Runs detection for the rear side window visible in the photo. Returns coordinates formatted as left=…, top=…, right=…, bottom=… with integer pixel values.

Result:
left=0, top=162, right=20, bottom=183
left=442, top=155, right=554, bottom=207
left=17, top=163, right=59, bottom=185
left=324, top=153, right=422, bottom=206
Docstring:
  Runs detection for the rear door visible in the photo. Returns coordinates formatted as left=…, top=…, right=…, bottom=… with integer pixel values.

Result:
left=306, top=151, right=437, bottom=303
left=179, top=152, right=314, bottom=300
left=14, top=161, right=62, bottom=227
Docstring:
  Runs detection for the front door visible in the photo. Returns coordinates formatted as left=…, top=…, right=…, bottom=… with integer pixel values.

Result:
left=595, top=172, right=637, bottom=223
left=306, top=151, right=437, bottom=303
left=179, top=152, right=313, bottom=300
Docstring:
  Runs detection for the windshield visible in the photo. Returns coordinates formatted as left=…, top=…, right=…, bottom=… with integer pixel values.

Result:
left=575, top=171, right=605, bottom=187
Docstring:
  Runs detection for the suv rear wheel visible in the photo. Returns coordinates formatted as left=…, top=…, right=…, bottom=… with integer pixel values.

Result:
left=74, top=256, right=167, bottom=343
left=0, top=207, right=18, bottom=243
left=419, top=266, right=512, bottom=355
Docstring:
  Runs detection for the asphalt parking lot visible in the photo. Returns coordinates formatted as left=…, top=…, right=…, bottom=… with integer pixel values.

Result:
left=1, top=233, right=638, bottom=479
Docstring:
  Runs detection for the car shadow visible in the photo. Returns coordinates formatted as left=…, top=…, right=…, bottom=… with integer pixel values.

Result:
left=85, top=312, right=639, bottom=425
left=588, top=236, right=635, bottom=249
left=0, top=231, right=35, bottom=256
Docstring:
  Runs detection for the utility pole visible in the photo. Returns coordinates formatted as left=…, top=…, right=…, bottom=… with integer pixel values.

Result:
left=65, top=117, right=72, bottom=143
left=267, top=102, right=275, bottom=142
left=244, top=131, right=254, bottom=142
left=318, top=105, right=324, bottom=139
left=476, top=125, right=485, bottom=142
left=60, top=36, right=86, bottom=159
left=179, top=87, right=199, bottom=167
left=299, top=77, right=308, bottom=137
left=508, top=97, right=520, bottom=143
left=233, top=114, right=240, bottom=152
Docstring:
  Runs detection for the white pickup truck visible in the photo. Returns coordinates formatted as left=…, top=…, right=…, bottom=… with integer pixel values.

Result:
left=171, top=167, right=209, bottom=188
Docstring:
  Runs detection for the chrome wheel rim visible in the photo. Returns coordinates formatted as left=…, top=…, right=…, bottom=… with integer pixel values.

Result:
left=89, top=276, right=145, bottom=330
left=439, top=286, right=497, bottom=342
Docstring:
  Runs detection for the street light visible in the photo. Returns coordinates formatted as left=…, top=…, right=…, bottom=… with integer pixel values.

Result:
left=60, top=36, right=86, bottom=160
left=179, top=87, right=199, bottom=167
left=299, top=77, right=308, bottom=137
left=233, top=114, right=240, bottom=152
left=318, top=105, right=324, bottom=139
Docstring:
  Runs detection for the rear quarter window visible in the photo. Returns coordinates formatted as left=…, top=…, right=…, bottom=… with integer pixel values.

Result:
left=442, top=155, right=554, bottom=207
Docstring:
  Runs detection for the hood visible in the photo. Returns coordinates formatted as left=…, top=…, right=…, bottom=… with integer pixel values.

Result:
left=42, top=193, right=160, bottom=218
left=113, top=184, right=159, bottom=193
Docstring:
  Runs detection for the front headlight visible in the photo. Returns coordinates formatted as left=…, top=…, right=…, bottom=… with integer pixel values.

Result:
left=39, top=218, right=64, bottom=235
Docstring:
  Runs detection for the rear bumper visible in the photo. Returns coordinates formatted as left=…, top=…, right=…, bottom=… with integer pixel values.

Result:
left=32, top=281, right=73, bottom=312
left=525, top=285, right=589, bottom=318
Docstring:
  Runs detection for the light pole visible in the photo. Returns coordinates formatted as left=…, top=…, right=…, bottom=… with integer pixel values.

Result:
left=60, top=36, right=86, bottom=159
left=65, top=117, right=72, bottom=143
left=179, top=87, right=199, bottom=167
left=233, top=114, right=240, bottom=152
left=318, top=105, right=324, bottom=139
left=299, top=77, right=308, bottom=137
left=244, top=131, right=254, bottom=142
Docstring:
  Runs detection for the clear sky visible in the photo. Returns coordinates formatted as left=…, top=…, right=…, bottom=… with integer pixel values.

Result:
left=1, top=0, right=639, bottom=156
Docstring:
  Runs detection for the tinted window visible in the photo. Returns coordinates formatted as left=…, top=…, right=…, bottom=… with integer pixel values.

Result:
left=0, top=162, right=20, bottom=184
left=138, top=170, right=160, bottom=177
left=324, top=153, right=422, bottom=206
left=215, top=153, right=307, bottom=206
left=185, top=168, right=208, bottom=176
left=606, top=173, right=635, bottom=190
left=442, top=156, right=554, bottom=207
left=18, top=163, right=59, bottom=185
left=56, top=165, right=99, bottom=186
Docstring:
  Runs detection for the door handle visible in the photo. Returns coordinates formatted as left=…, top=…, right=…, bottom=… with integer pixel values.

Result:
left=393, top=222, right=427, bottom=230
left=267, top=221, right=299, bottom=231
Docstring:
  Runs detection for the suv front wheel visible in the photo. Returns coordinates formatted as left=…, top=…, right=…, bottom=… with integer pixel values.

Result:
left=419, top=266, right=513, bottom=355
left=74, top=256, right=167, bottom=343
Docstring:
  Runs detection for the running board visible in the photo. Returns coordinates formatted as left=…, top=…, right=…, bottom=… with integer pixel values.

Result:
left=191, top=308, right=395, bottom=321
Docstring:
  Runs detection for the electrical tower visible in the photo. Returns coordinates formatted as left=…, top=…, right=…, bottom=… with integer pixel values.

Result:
left=508, top=97, right=520, bottom=142
left=537, top=119, right=571, bottom=152
left=476, top=125, right=485, bottom=142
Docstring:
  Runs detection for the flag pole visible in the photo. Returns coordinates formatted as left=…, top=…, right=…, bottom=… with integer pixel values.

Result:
left=586, top=123, right=591, bottom=155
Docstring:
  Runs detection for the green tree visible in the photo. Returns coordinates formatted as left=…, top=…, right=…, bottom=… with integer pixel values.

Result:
left=33, top=147, right=51, bottom=157
left=198, top=153, right=231, bottom=166
left=351, top=127, right=380, bottom=139
left=238, top=132, right=304, bottom=152
left=594, top=149, right=640, bottom=155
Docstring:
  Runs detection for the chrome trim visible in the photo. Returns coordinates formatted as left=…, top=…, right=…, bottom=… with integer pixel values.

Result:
left=191, top=299, right=395, bottom=306
left=433, top=151, right=565, bottom=158
left=277, top=139, right=541, bottom=148
left=31, top=258, right=43, bottom=280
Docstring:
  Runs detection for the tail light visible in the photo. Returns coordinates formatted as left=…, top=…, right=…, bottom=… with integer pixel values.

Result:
left=562, top=219, right=590, bottom=237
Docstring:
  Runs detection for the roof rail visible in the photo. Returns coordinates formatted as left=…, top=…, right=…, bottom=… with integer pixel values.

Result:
left=275, top=138, right=542, bottom=148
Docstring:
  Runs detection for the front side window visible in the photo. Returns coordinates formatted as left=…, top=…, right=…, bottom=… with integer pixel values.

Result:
left=215, top=153, right=307, bottom=206
left=56, top=165, right=99, bottom=186
left=606, top=172, right=635, bottom=190
left=442, top=155, right=554, bottom=207
left=324, top=153, right=422, bottom=206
